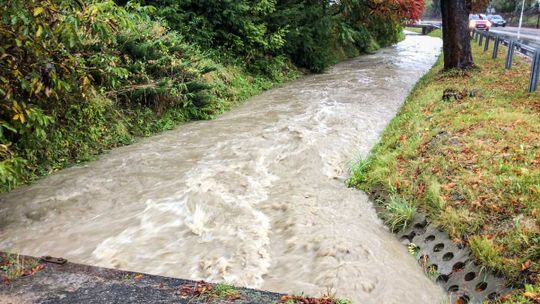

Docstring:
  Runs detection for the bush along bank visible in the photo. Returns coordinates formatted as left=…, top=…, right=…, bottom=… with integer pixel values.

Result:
left=0, top=0, right=415, bottom=192
left=349, top=34, right=540, bottom=302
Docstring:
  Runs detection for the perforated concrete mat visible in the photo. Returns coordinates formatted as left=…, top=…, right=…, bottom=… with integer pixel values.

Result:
left=399, top=214, right=511, bottom=303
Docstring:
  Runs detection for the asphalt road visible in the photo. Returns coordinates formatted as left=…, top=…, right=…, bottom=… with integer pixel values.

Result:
left=423, top=21, right=539, bottom=48
left=490, top=26, right=540, bottom=43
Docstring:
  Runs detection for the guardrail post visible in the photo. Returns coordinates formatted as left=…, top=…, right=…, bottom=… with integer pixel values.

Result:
left=506, top=41, right=515, bottom=69
left=492, top=36, right=500, bottom=59
left=529, top=50, right=540, bottom=93
left=473, top=29, right=538, bottom=92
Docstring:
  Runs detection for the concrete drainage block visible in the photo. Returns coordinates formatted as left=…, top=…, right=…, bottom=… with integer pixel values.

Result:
left=399, top=214, right=510, bottom=303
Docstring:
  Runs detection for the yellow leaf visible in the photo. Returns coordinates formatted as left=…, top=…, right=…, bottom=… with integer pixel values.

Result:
left=36, top=25, right=43, bottom=38
left=33, top=7, right=45, bottom=16
left=45, top=87, right=52, bottom=98
left=34, top=82, right=43, bottom=95
left=524, top=291, right=538, bottom=299
left=13, top=113, right=26, bottom=123
left=12, top=101, right=21, bottom=113
left=82, top=76, right=91, bottom=88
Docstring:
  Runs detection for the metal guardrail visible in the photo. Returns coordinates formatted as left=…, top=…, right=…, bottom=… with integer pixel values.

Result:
left=472, top=29, right=540, bottom=92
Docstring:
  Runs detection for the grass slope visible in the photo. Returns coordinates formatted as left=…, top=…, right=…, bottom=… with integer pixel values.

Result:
left=404, top=27, right=442, bottom=38
left=350, top=34, right=540, bottom=302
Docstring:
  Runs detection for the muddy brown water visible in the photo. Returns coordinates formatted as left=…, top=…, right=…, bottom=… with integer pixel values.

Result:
left=0, top=35, right=446, bottom=303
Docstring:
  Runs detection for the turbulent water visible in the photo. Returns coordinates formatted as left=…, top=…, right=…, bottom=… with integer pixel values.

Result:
left=0, top=35, right=445, bottom=303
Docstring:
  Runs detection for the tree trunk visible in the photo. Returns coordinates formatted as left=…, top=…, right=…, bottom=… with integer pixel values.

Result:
left=441, top=0, right=474, bottom=70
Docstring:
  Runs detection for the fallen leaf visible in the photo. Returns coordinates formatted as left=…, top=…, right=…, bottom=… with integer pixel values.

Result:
left=522, top=260, right=532, bottom=271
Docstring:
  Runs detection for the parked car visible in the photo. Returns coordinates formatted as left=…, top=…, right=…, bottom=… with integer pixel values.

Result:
left=469, top=14, right=491, bottom=31
left=487, top=15, right=507, bottom=27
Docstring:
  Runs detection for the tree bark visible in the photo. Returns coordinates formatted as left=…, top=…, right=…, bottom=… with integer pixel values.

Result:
left=441, top=0, right=474, bottom=70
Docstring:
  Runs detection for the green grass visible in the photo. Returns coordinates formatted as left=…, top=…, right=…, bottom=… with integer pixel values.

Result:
left=349, top=34, right=540, bottom=302
left=0, top=253, right=42, bottom=281
left=428, top=29, right=442, bottom=38
left=498, top=283, right=540, bottom=303
left=507, top=15, right=540, bottom=28
left=212, top=283, right=241, bottom=299
left=404, top=27, right=442, bottom=38
left=279, top=294, right=352, bottom=304
left=404, top=26, right=423, bottom=34
left=180, top=281, right=242, bottom=301
left=383, top=195, right=416, bottom=232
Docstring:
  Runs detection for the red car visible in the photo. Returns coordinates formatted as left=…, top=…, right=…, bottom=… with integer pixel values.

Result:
left=469, top=14, right=491, bottom=31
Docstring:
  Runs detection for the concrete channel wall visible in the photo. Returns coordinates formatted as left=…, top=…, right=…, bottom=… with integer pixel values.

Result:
left=0, top=253, right=282, bottom=304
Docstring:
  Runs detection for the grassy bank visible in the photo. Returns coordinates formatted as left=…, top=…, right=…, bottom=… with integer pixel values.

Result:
left=404, top=26, right=423, bottom=34
left=507, top=15, right=539, bottom=28
left=349, top=34, right=540, bottom=302
left=404, top=27, right=442, bottom=38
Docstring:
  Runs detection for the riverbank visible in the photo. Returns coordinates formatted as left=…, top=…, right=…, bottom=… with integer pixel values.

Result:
left=0, top=34, right=445, bottom=303
left=350, top=30, right=540, bottom=302
left=1, top=252, right=357, bottom=304
left=1, top=1, right=407, bottom=193
left=404, top=26, right=442, bottom=38
left=0, top=252, right=282, bottom=304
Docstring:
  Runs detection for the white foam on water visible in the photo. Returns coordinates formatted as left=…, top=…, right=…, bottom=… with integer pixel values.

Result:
left=0, top=35, right=447, bottom=303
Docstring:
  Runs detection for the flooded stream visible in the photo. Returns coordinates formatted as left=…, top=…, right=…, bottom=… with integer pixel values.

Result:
left=1, top=34, right=445, bottom=303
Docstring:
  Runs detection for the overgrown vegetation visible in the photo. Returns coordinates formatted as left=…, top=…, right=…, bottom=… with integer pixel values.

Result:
left=382, top=195, right=417, bottom=231
left=499, top=283, right=540, bottom=303
left=0, top=253, right=44, bottom=283
left=404, top=26, right=442, bottom=39
left=133, top=0, right=421, bottom=72
left=0, top=0, right=419, bottom=192
left=349, top=32, right=539, bottom=302
left=280, top=293, right=352, bottom=304
left=178, top=281, right=242, bottom=301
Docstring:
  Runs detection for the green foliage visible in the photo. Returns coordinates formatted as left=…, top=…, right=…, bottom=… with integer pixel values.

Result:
left=491, top=0, right=537, bottom=13
left=366, top=15, right=404, bottom=48
left=139, top=0, right=286, bottom=60
left=271, top=0, right=340, bottom=72
left=0, top=253, right=40, bottom=281
left=213, top=283, right=241, bottom=299
left=349, top=36, right=540, bottom=300
left=348, top=158, right=371, bottom=186
left=1, top=0, right=407, bottom=191
left=498, top=283, right=540, bottom=304
left=138, top=0, right=407, bottom=73
left=0, top=0, right=299, bottom=191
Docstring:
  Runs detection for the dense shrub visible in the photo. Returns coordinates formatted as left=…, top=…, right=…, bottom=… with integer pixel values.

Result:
left=135, top=0, right=413, bottom=73
left=0, top=0, right=296, bottom=191
left=138, top=0, right=287, bottom=60
left=270, top=0, right=341, bottom=72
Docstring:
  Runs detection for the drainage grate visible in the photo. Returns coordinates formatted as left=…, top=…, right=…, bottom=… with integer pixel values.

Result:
left=368, top=187, right=511, bottom=302
left=399, top=213, right=511, bottom=303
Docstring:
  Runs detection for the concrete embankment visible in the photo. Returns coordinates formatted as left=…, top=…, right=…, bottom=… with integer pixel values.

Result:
left=0, top=254, right=281, bottom=304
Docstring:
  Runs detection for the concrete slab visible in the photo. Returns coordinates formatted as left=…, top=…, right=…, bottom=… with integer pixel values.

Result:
left=0, top=254, right=282, bottom=304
